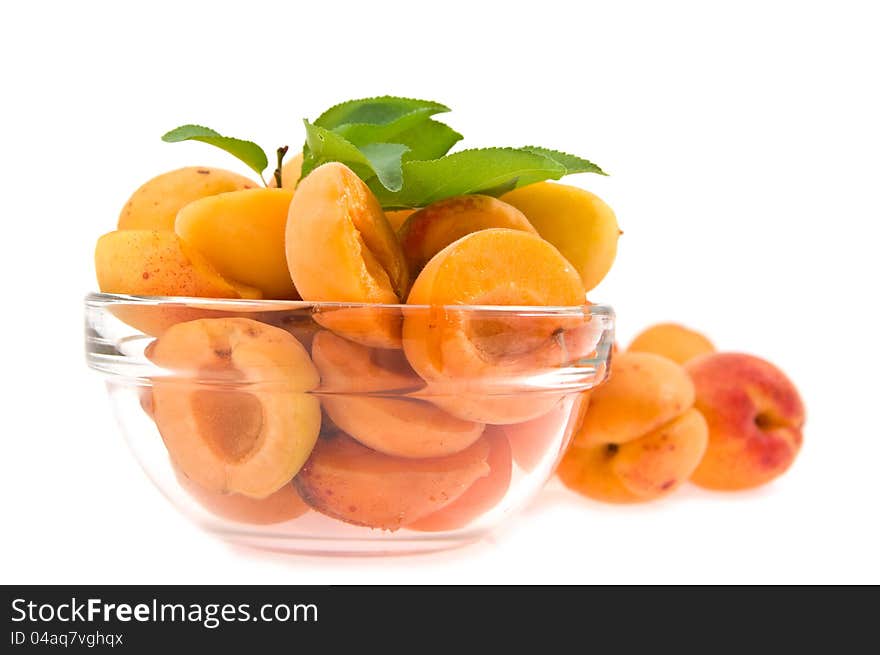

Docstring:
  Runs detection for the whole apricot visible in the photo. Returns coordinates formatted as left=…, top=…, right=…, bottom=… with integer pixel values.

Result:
left=397, top=195, right=536, bottom=277
left=118, top=166, right=257, bottom=231
left=559, top=352, right=708, bottom=503
left=175, top=188, right=298, bottom=299
left=686, top=353, right=805, bottom=490
left=501, top=182, right=620, bottom=292
left=629, top=322, right=715, bottom=365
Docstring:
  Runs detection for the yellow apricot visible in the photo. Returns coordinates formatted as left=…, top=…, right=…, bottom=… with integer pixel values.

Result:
left=118, top=166, right=257, bottom=231
left=175, top=188, right=298, bottom=299
left=501, top=182, right=620, bottom=292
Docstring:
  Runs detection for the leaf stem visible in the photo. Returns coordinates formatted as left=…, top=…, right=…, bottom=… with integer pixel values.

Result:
left=274, top=146, right=289, bottom=188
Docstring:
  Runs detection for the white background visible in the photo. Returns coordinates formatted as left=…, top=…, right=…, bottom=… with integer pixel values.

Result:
left=1, top=0, right=878, bottom=584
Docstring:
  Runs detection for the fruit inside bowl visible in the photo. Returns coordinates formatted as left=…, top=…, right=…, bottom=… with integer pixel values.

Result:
left=85, top=96, right=619, bottom=554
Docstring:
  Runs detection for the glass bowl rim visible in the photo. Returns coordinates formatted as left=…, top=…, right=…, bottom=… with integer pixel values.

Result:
left=85, top=292, right=615, bottom=317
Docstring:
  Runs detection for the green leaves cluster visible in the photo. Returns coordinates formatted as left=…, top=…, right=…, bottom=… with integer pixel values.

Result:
left=301, top=96, right=605, bottom=208
left=162, top=96, right=606, bottom=208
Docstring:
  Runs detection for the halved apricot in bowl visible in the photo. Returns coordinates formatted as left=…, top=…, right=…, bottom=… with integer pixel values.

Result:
left=286, top=162, right=409, bottom=347
left=407, top=428, right=512, bottom=532
left=294, top=432, right=491, bottom=531
left=148, top=317, right=321, bottom=498
left=403, top=228, right=591, bottom=423
left=312, top=330, right=485, bottom=458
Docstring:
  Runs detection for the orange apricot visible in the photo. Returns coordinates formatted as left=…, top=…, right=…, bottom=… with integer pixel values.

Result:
left=407, top=428, right=512, bottom=531
left=149, top=318, right=321, bottom=498
left=294, top=432, right=491, bottom=531
left=573, top=352, right=695, bottom=448
left=397, top=195, right=537, bottom=277
left=95, top=230, right=261, bottom=335
left=311, top=331, right=484, bottom=457
left=558, top=351, right=706, bottom=503
left=686, top=353, right=805, bottom=490
left=175, top=468, right=309, bottom=525
left=95, top=230, right=243, bottom=299
left=175, top=188, right=298, bottom=299
left=628, top=322, right=715, bottom=365
left=118, top=166, right=257, bottom=231
left=286, top=162, right=409, bottom=347
left=558, top=408, right=708, bottom=503
left=403, top=228, right=588, bottom=423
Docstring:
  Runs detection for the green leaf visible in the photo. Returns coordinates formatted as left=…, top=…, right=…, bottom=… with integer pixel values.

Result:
left=396, top=119, right=463, bottom=162
left=359, top=143, right=410, bottom=192
left=520, top=146, right=607, bottom=181
left=301, top=121, right=371, bottom=180
left=315, top=96, right=449, bottom=131
left=162, top=125, right=268, bottom=179
left=301, top=121, right=409, bottom=191
left=371, top=147, right=570, bottom=208
left=314, top=96, right=450, bottom=145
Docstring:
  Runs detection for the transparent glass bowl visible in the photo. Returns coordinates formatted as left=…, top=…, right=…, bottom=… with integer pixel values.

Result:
left=85, top=293, right=614, bottom=555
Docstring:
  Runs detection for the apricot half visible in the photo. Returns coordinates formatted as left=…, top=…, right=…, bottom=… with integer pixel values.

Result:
left=501, top=182, right=620, bottom=292
left=149, top=318, right=321, bottom=498
left=403, top=228, right=588, bottom=423
left=286, top=162, right=409, bottom=347
left=312, top=331, right=485, bottom=458
left=294, top=432, right=491, bottom=531
left=118, top=166, right=257, bottom=231
left=175, top=188, right=298, bottom=299
left=407, top=428, right=512, bottom=532
left=397, top=195, right=537, bottom=277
